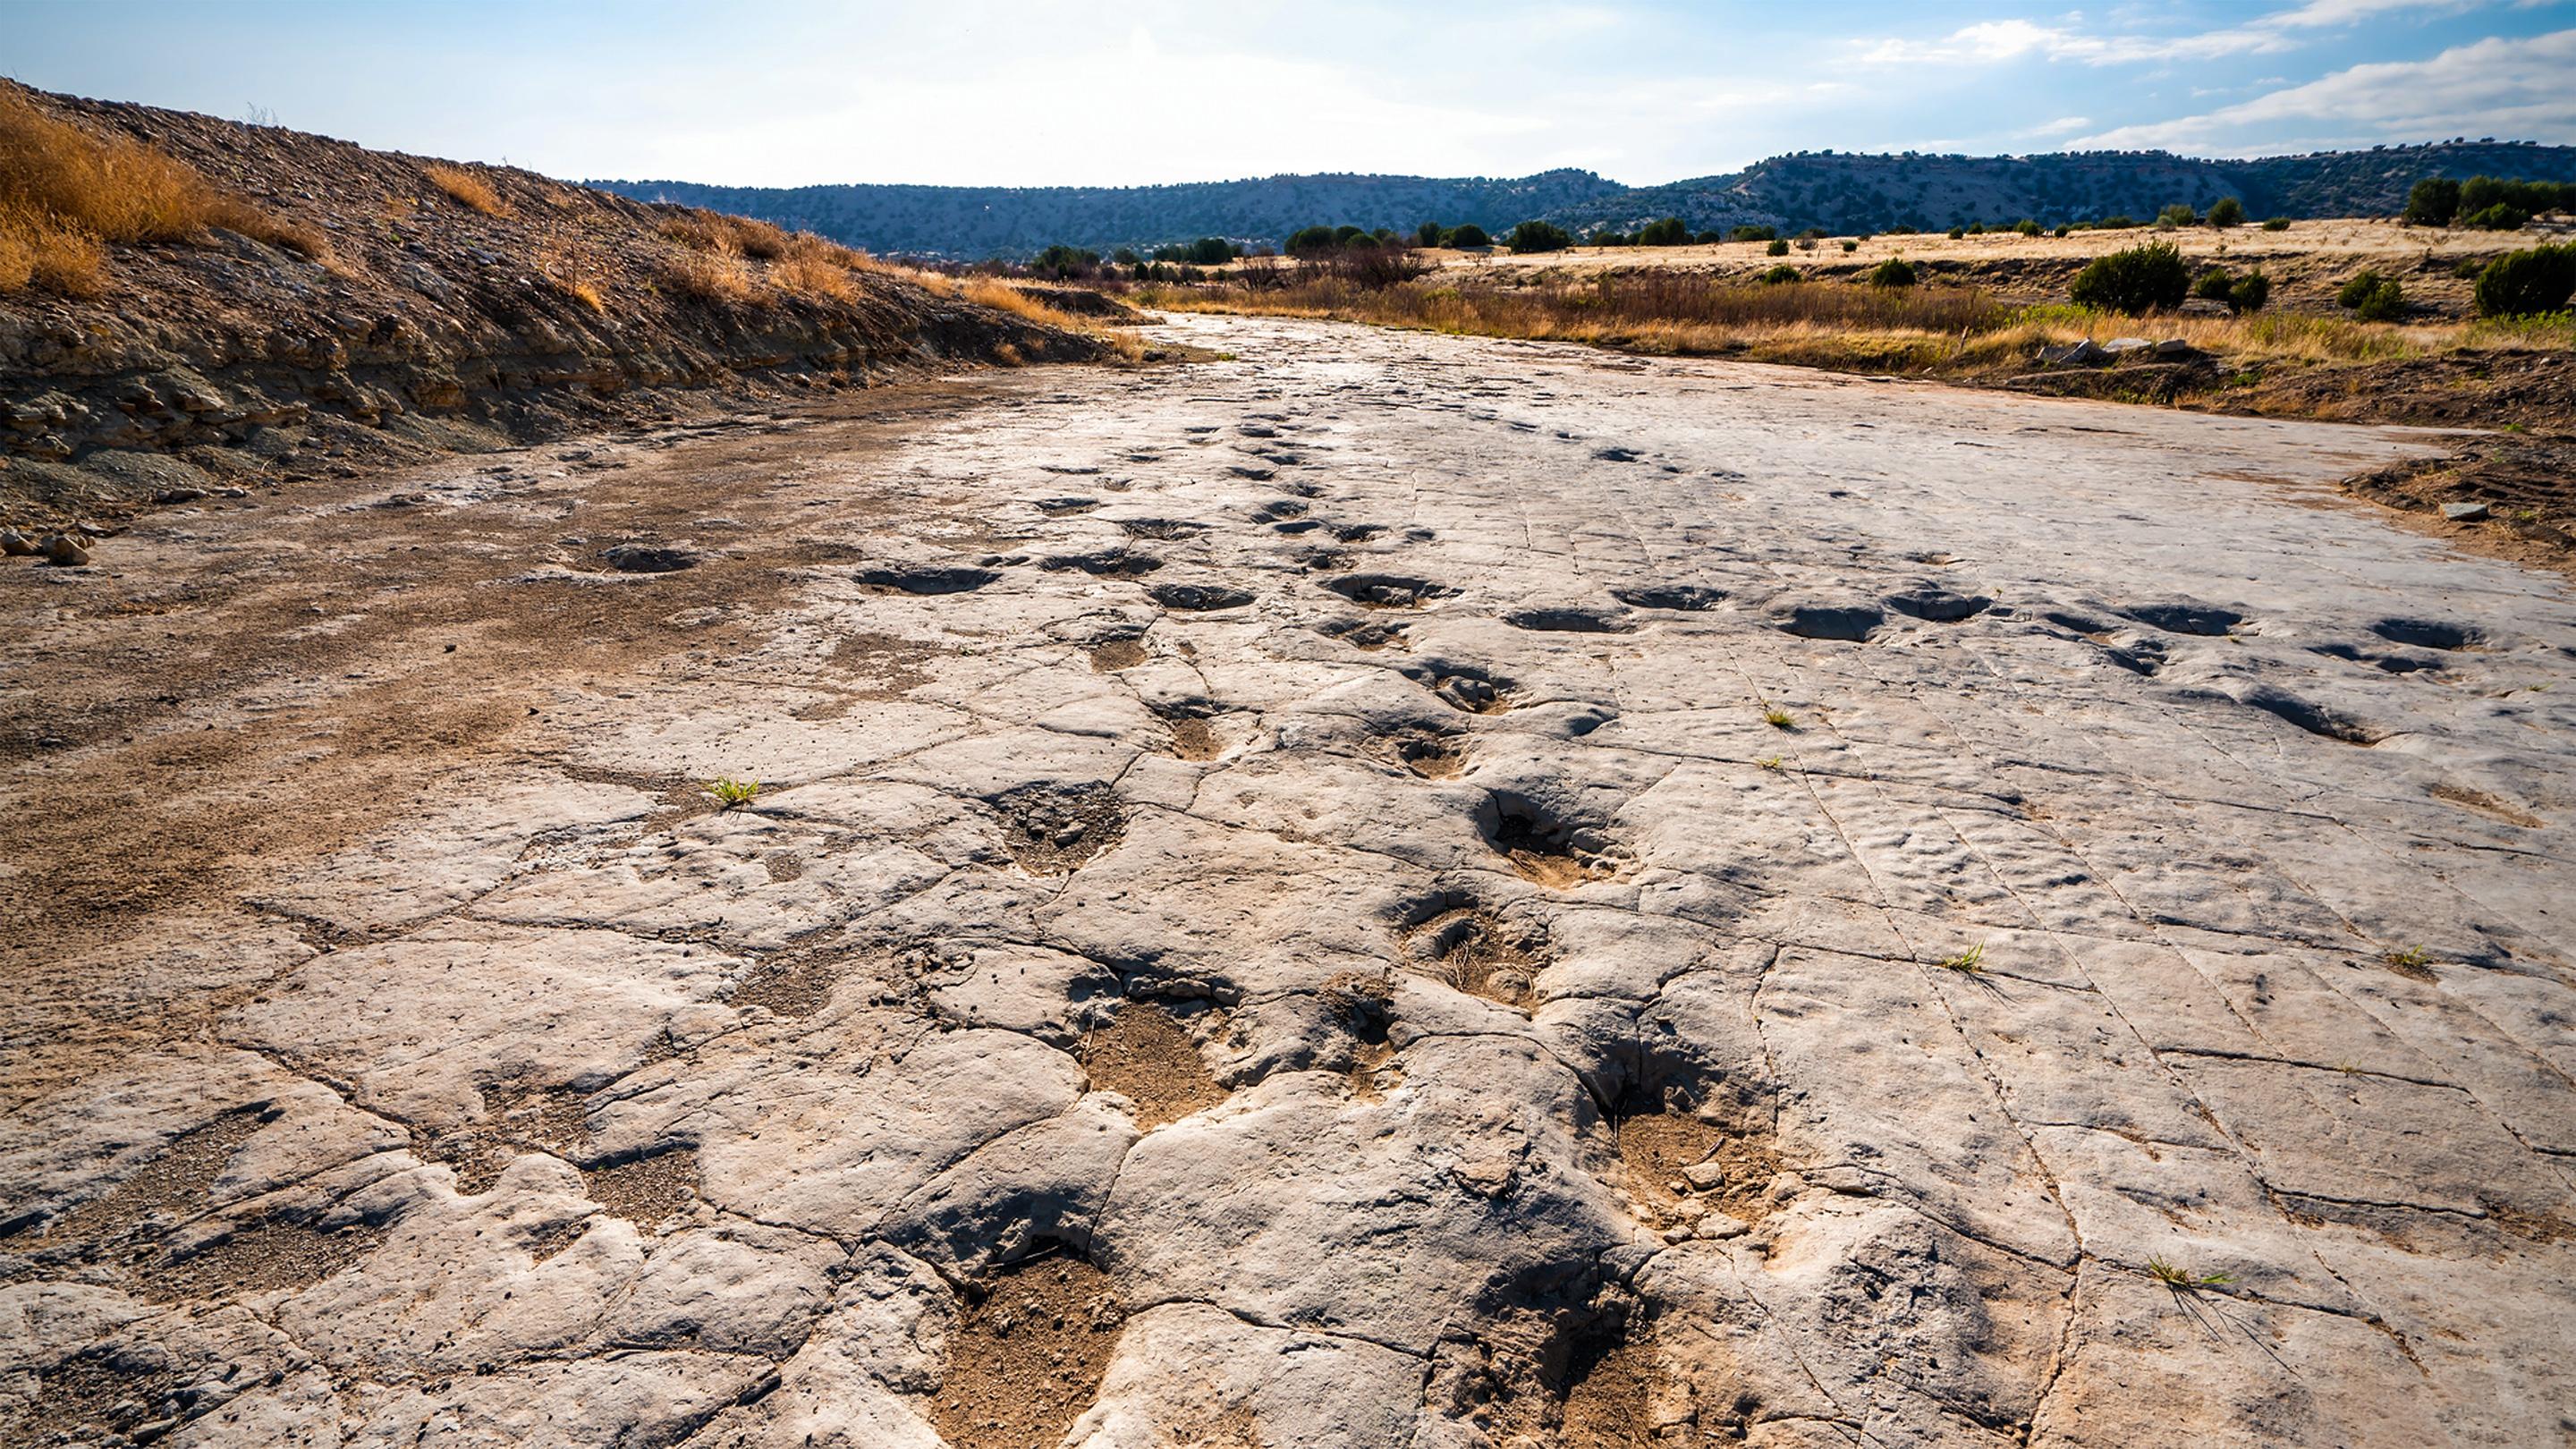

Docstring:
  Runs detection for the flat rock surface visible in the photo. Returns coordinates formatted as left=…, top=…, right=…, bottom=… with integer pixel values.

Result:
left=4, top=314, right=2574, bottom=1448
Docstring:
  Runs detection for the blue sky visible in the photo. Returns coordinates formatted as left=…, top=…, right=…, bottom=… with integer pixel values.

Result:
left=4, top=1, right=2570, bottom=186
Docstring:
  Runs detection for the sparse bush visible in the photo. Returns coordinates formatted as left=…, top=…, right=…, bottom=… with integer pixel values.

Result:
left=425, top=163, right=506, bottom=217
left=1440, top=223, right=1491, bottom=249
left=2196, top=267, right=2235, bottom=302
left=1965, top=223, right=1986, bottom=235
left=2336, top=269, right=2386, bottom=310
left=1325, top=244, right=1432, bottom=289
left=1029, top=243, right=1101, bottom=280
left=2261, top=216, right=2291, bottom=232
left=2206, top=197, right=2244, bottom=228
left=2461, top=203, right=2529, bottom=232
left=2473, top=244, right=2576, bottom=318
left=2069, top=241, right=2190, bottom=313
left=1729, top=225, right=1776, bottom=242
left=664, top=250, right=758, bottom=305
left=2157, top=202, right=2199, bottom=227
left=1868, top=257, right=1916, bottom=288
left=2403, top=177, right=2461, bottom=227
left=705, top=777, right=763, bottom=809
left=2227, top=271, right=2270, bottom=314
left=1947, top=226, right=1965, bottom=240
left=2452, top=255, right=2486, bottom=278
left=1637, top=216, right=1691, bottom=247
left=1505, top=220, right=1572, bottom=253
left=2353, top=277, right=2406, bottom=322
left=1757, top=263, right=1801, bottom=284
left=1766, top=238, right=1789, bottom=257
left=1839, top=239, right=1858, bottom=252
left=2013, top=218, right=2042, bottom=236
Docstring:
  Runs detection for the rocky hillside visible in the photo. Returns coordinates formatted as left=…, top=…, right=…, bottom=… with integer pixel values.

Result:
left=0, top=81, right=1103, bottom=523
left=593, top=170, right=1631, bottom=259
left=614, top=142, right=2576, bottom=258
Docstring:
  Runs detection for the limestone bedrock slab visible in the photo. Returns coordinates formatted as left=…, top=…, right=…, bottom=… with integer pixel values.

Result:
left=4, top=314, right=2573, bottom=1448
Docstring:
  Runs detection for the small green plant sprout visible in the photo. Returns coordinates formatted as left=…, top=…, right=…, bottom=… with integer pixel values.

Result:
left=706, top=776, right=763, bottom=809
left=1937, top=943, right=1987, bottom=975
left=1762, top=703, right=1795, bottom=729
left=1758, top=756, right=1785, bottom=771
left=2335, top=1059, right=2363, bottom=1076
left=2146, top=1258, right=2234, bottom=1293
left=2384, top=945, right=2433, bottom=970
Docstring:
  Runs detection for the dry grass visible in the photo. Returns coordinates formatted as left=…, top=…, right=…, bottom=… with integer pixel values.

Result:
left=662, top=250, right=758, bottom=306
left=423, top=162, right=507, bottom=218
left=1140, top=268, right=2568, bottom=382
left=0, top=85, right=326, bottom=293
left=659, top=207, right=794, bottom=259
left=962, top=277, right=1087, bottom=330
left=771, top=252, right=858, bottom=303
left=536, top=239, right=608, bottom=313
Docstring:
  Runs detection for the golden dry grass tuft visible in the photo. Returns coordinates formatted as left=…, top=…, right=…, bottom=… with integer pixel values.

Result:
left=658, top=207, right=796, bottom=259
left=423, top=162, right=508, bottom=217
left=0, top=85, right=327, bottom=294
left=770, top=252, right=858, bottom=303
left=662, top=249, right=758, bottom=306
left=962, top=277, right=1087, bottom=330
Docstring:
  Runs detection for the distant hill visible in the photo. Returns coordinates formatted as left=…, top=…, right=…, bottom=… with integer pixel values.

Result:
left=1538, top=140, right=2576, bottom=236
left=589, top=171, right=1629, bottom=260
left=596, top=141, right=2576, bottom=258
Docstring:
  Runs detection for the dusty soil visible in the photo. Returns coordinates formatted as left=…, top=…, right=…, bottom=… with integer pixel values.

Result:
left=4, top=314, right=2574, bottom=1448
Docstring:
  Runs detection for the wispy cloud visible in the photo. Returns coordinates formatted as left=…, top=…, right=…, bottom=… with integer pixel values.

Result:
left=1858, top=0, right=2487, bottom=67
left=2074, top=28, right=2576, bottom=151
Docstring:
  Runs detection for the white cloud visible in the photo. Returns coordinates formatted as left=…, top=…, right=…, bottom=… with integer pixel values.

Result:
left=2073, top=29, right=2576, bottom=152
left=1856, top=0, right=2488, bottom=68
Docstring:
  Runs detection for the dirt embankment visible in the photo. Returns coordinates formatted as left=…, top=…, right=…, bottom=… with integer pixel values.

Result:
left=0, top=81, right=1108, bottom=526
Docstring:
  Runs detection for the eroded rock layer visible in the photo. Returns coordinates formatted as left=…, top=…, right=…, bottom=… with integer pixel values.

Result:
left=4, top=315, right=2573, bottom=1447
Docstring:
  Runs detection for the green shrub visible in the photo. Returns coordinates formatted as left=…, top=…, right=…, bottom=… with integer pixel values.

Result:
left=1441, top=223, right=1492, bottom=249
left=1758, top=263, right=1800, bottom=284
left=1504, top=220, right=1572, bottom=254
left=1766, top=237, right=1789, bottom=257
left=2228, top=271, right=2270, bottom=314
left=1868, top=257, right=1917, bottom=288
left=1587, top=229, right=1631, bottom=247
left=2157, top=202, right=2199, bottom=226
left=2462, top=176, right=2576, bottom=216
left=2452, top=255, right=2486, bottom=278
left=2095, top=215, right=2139, bottom=230
left=2206, top=197, right=2244, bottom=228
left=1839, top=239, right=1858, bottom=252
left=2260, top=216, right=2291, bottom=232
left=1189, top=236, right=1235, bottom=265
left=2053, top=225, right=2070, bottom=238
left=1947, top=226, right=1965, bottom=240
left=1695, top=231, right=1725, bottom=244
left=1729, top=225, right=1776, bottom=242
left=1636, top=216, right=1690, bottom=247
left=2013, top=218, right=2042, bottom=236
left=1284, top=225, right=1338, bottom=256
left=2474, top=244, right=2576, bottom=318
left=2352, top=278, right=2405, bottom=321
left=2403, top=177, right=2461, bottom=227
left=2461, top=203, right=2529, bottom=232
left=2336, top=269, right=2385, bottom=309
left=1416, top=220, right=1444, bottom=247
left=2195, top=267, right=2235, bottom=302
left=2070, top=241, right=2190, bottom=313
left=1884, top=224, right=1916, bottom=235
left=1966, top=222, right=1986, bottom=235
